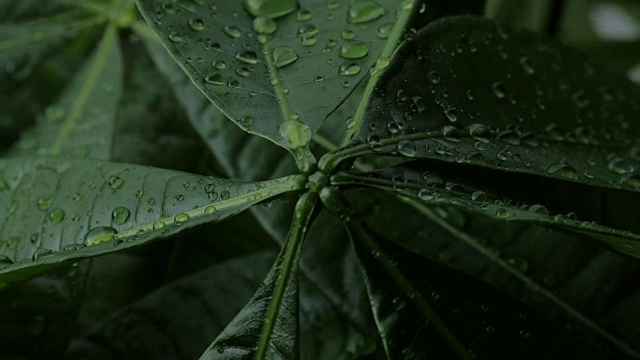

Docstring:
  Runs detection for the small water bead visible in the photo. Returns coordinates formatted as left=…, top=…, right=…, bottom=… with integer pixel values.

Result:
left=174, top=213, right=190, bottom=226
left=212, top=60, right=226, bottom=70
left=31, top=233, right=42, bottom=247
left=220, top=190, right=231, bottom=200
left=444, top=109, right=457, bottom=122
left=204, top=72, right=225, bottom=85
left=519, top=56, right=534, bottom=74
left=236, top=65, right=253, bottom=77
left=240, top=115, right=254, bottom=126
left=162, top=2, right=177, bottom=13
left=84, top=226, right=118, bottom=246
left=377, top=22, right=393, bottom=38
left=272, top=46, right=299, bottom=68
left=235, top=50, right=258, bottom=64
left=300, top=36, right=317, bottom=46
left=338, top=62, right=361, bottom=76
left=0, top=255, right=13, bottom=268
left=496, top=130, right=520, bottom=145
left=396, top=140, right=416, bottom=157
left=495, top=208, right=511, bottom=218
left=297, top=24, right=318, bottom=37
left=37, top=196, right=53, bottom=211
left=112, top=207, right=130, bottom=225
left=32, top=248, right=55, bottom=261
left=153, top=221, right=165, bottom=230
left=252, top=17, right=277, bottom=34
left=296, top=9, right=311, bottom=21
left=244, top=0, right=298, bottom=18
left=205, top=205, right=217, bottom=214
left=471, top=191, right=487, bottom=202
left=339, top=41, right=369, bottom=59
left=188, top=18, right=205, bottom=31
left=48, top=208, right=65, bottom=224
left=492, top=82, right=506, bottom=99
left=545, top=162, right=578, bottom=180
left=108, top=175, right=123, bottom=189
left=607, top=157, right=635, bottom=175
left=341, top=30, right=356, bottom=40
left=168, top=32, right=183, bottom=43
left=428, top=71, right=441, bottom=84
left=347, top=0, right=385, bottom=24
left=223, top=25, right=242, bottom=38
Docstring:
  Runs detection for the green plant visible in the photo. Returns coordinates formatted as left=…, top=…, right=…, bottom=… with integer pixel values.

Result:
left=2, top=0, right=640, bottom=358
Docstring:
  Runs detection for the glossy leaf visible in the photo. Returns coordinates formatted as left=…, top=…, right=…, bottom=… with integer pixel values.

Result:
left=0, top=156, right=306, bottom=284
left=200, top=192, right=316, bottom=359
left=351, top=188, right=640, bottom=354
left=11, top=25, right=122, bottom=159
left=345, top=206, right=632, bottom=358
left=331, top=165, right=640, bottom=258
left=134, top=0, right=417, bottom=169
left=0, top=9, right=104, bottom=76
left=322, top=16, right=640, bottom=193
left=66, top=252, right=276, bottom=360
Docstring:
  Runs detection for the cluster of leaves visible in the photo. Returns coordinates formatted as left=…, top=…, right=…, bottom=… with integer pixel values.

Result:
left=1, top=0, right=640, bottom=358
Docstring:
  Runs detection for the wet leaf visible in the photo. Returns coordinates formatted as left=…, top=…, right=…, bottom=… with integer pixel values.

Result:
left=66, top=252, right=276, bottom=360
left=323, top=16, right=640, bottom=193
left=0, top=156, right=306, bottom=284
left=10, top=25, right=122, bottom=159
left=200, top=192, right=316, bottom=360
left=135, top=0, right=417, bottom=169
left=0, top=9, right=104, bottom=77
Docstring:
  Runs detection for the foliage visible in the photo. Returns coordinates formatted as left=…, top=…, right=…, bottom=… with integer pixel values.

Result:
left=1, top=0, right=640, bottom=358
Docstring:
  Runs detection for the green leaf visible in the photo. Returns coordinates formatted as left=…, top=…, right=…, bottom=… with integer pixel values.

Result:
left=11, top=25, right=122, bottom=159
left=345, top=211, right=631, bottom=358
left=321, top=16, right=640, bottom=193
left=134, top=0, right=417, bottom=170
left=0, top=156, right=306, bottom=284
left=66, top=252, right=276, bottom=360
left=484, top=0, right=555, bottom=32
left=331, top=165, right=640, bottom=258
left=0, top=9, right=105, bottom=77
left=200, top=191, right=317, bottom=359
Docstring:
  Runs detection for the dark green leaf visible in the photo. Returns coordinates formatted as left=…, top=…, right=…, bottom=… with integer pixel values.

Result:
left=322, top=16, right=640, bottom=193
left=200, top=192, right=316, bottom=360
left=331, top=165, right=640, bottom=258
left=0, top=156, right=306, bottom=284
left=10, top=25, right=122, bottom=159
left=134, top=0, right=416, bottom=170
left=0, top=9, right=105, bottom=77
left=485, top=0, right=555, bottom=32
left=66, top=252, right=276, bottom=360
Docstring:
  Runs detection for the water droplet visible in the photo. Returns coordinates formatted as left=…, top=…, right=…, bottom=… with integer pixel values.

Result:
left=297, top=24, right=318, bottom=37
left=492, top=82, right=506, bottom=99
left=48, top=208, right=65, bottom=224
left=471, top=191, right=487, bottom=202
left=545, top=162, right=578, bottom=180
left=108, top=175, right=123, bottom=189
left=174, top=213, right=190, bottom=225
left=519, top=56, right=534, bottom=74
left=84, top=227, right=118, bottom=246
left=204, top=72, right=225, bottom=85
left=348, top=0, right=385, bottom=24
left=252, top=16, right=277, bottom=34
left=377, top=22, right=393, bottom=38
left=37, top=196, right=53, bottom=211
left=188, top=18, right=205, bottom=31
left=341, top=30, right=356, bottom=40
left=223, top=25, right=242, bottom=38
left=279, top=120, right=312, bottom=149
left=296, top=9, right=311, bottom=21
left=397, top=140, right=416, bottom=157
left=168, top=32, right=183, bottom=43
left=205, top=205, right=217, bottom=214
left=607, top=157, right=634, bottom=175
left=112, top=207, right=130, bottom=225
left=239, top=115, right=254, bottom=126
left=529, top=204, right=549, bottom=215
left=495, top=208, right=510, bottom=218
left=428, top=71, right=441, bottom=84
left=244, top=0, right=298, bottom=18
left=339, top=41, right=369, bottom=59
left=0, top=255, right=13, bottom=268
left=220, top=190, right=231, bottom=200
left=496, top=130, right=520, bottom=145
left=153, top=221, right=165, bottom=230
left=272, top=46, right=299, bottom=68
left=338, top=62, right=361, bottom=76
left=444, top=108, right=457, bottom=122
left=32, top=248, right=54, bottom=261
left=235, top=50, right=258, bottom=64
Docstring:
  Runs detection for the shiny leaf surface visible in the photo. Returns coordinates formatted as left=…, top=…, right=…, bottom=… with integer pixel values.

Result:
left=0, top=156, right=306, bottom=284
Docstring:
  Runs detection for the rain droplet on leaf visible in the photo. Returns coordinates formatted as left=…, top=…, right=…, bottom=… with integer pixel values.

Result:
left=84, top=227, right=118, bottom=246
left=545, top=162, right=578, bottom=180
left=338, top=62, right=361, bottom=76
left=244, top=0, right=298, bottom=18
left=253, top=16, right=277, bottom=34
left=223, top=25, right=242, bottom=38
left=348, top=0, right=385, bottom=24
left=112, top=207, right=130, bottom=225
left=205, top=72, right=225, bottom=85
left=235, top=50, right=258, bottom=64
left=108, top=175, right=123, bottom=189
left=48, top=208, right=65, bottom=224
left=339, top=41, right=369, bottom=59
left=272, top=46, right=299, bottom=68
left=188, top=18, right=205, bottom=31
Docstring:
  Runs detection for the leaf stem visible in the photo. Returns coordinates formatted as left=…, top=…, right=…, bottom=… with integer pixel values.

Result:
left=255, top=191, right=317, bottom=359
